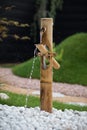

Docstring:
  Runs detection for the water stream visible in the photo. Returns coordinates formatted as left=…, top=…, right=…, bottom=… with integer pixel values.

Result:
left=25, top=47, right=38, bottom=108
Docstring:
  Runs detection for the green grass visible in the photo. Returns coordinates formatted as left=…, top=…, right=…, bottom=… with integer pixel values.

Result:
left=0, top=91, right=40, bottom=107
left=53, top=32, right=87, bottom=85
left=0, top=91, right=87, bottom=111
left=12, top=33, right=87, bottom=86
left=12, top=56, right=40, bottom=78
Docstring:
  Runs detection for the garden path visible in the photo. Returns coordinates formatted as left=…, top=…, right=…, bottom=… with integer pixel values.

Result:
left=0, top=68, right=87, bottom=104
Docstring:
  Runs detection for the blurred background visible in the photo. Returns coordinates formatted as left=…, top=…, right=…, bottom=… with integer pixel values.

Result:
left=0, top=0, right=87, bottom=63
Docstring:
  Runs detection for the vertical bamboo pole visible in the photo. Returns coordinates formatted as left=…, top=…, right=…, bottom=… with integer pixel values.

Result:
left=40, top=18, right=53, bottom=113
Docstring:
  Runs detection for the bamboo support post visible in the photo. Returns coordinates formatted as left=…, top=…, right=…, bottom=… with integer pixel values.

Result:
left=35, top=18, right=60, bottom=113
left=40, top=18, right=53, bottom=113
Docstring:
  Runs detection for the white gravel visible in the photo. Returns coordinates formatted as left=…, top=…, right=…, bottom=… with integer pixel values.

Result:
left=32, top=91, right=65, bottom=98
left=0, top=104, right=87, bottom=130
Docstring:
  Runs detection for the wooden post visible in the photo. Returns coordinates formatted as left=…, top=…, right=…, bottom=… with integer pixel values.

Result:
left=35, top=18, right=60, bottom=113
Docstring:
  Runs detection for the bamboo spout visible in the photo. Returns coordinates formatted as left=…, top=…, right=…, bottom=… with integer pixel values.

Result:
left=35, top=44, right=60, bottom=69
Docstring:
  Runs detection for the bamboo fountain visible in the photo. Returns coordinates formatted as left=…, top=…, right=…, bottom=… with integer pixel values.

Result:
left=35, top=18, right=60, bottom=113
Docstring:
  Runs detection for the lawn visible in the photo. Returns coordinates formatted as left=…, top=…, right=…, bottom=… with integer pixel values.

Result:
left=0, top=91, right=87, bottom=111
left=12, top=33, right=87, bottom=86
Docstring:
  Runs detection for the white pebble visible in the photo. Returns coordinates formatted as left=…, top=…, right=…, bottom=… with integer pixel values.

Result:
left=0, top=93, right=9, bottom=100
left=0, top=104, right=87, bottom=130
